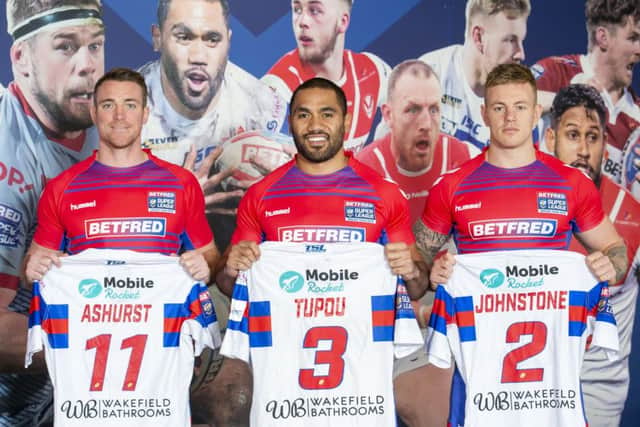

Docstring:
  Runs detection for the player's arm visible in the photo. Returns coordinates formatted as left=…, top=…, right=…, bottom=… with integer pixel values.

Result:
left=384, top=242, right=429, bottom=300
left=180, top=241, right=220, bottom=284
left=23, top=241, right=63, bottom=284
left=412, top=220, right=452, bottom=290
left=537, top=90, right=556, bottom=114
left=574, top=217, right=628, bottom=284
left=214, top=241, right=261, bottom=297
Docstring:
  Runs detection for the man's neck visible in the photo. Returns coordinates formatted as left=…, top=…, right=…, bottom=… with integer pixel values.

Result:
left=486, top=143, right=537, bottom=168
left=304, top=45, right=345, bottom=83
left=96, top=144, right=148, bottom=167
left=589, top=51, right=626, bottom=104
left=461, top=42, right=486, bottom=98
left=295, top=151, right=349, bottom=175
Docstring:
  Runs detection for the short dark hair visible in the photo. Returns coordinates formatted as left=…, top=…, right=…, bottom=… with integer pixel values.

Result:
left=290, top=78, right=348, bottom=116
left=485, top=63, right=536, bottom=99
left=586, top=0, right=640, bottom=50
left=387, top=59, right=439, bottom=101
left=7, top=0, right=102, bottom=39
left=157, top=0, right=230, bottom=29
left=94, top=68, right=148, bottom=107
left=549, top=84, right=607, bottom=130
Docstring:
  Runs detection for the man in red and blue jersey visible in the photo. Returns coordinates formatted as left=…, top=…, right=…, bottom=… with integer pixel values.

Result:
left=413, top=63, right=628, bottom=427
left=208, top=77, right=429, bottom=426
left=24, top=67, right=219, bottom=289
left=415, top=63, right=627, bottom=287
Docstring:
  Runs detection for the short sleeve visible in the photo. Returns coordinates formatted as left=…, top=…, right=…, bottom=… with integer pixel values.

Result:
left=573, top=174, right=606, bottom=233
left=384, top=184, right=415, bottom=244
left=230, top=188, right=264, bottom=244
left=181, top=172, right=214, bottom=250
left=421, top=176, right=454, bottom=235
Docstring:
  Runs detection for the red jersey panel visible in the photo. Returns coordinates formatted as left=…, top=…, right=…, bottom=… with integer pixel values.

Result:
left=533, top=54, right=640, bottom=188
left=422, top=151, right=605, bottom=253
left=262, top=49, right=389, bottom=152
left=232, top=152, right=414, bottom=245
left=356, top=133, right=471, bottom=223
left=34, top=150, right=213, bottom=254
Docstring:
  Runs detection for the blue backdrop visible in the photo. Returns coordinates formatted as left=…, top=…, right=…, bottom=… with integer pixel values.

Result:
left=1, top=1, right=638, bottom=425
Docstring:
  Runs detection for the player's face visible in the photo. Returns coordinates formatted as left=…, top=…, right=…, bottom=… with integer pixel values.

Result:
left=482, top=82, right=541, bottom=150
left=290, top=87, right=347, bottom=163
left=481, top=12, right=527, bottom=73
left=547, top=106, right=604, bottom=184
left=155, top=0, right=230, bottom=117
left=91, top=80, right=149, bottom=150
left=604, top=16, right=640, bottom=89
left=292, top=0, right=348, bottom=64
left=25, top=23, right=105, bottom=132
left=384, top=73, right=441, bottom=172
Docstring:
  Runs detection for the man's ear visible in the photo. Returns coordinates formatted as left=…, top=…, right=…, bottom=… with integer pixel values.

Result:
left=10, top=41, right=31, bottom=77
left=151, top=24, right=161, bottom=52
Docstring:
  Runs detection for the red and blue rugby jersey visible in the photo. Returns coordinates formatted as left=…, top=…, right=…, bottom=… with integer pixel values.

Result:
left=33, top=150, right=212, bottom=254
left=422, top=150, right=605, bottom=253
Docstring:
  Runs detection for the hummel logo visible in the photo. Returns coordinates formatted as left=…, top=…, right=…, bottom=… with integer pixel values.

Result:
left=70, top=200, right=96, bottom=211
left=265, top=207, right=290, bottom=217
left=455, top=202, right=481, bottom=212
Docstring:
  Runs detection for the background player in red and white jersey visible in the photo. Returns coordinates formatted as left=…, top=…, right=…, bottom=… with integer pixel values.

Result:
left=261, top=0, right=391, bottom=153
left=544, top=83, right=640, bottom=427
left=141, top=0, right=289, bottom=251
left=357, top=59, right=471, bottom=427
left=357, top=59, right=471, bottom=223
left=532, top=0, right=640, bottom=199
left=414, top=63, right=628, bottom=426
left=207, top=78, right=429, bottom=426
left=0, top=1, right=104, bottom=424
left=419, top=0, right=530, bottom=154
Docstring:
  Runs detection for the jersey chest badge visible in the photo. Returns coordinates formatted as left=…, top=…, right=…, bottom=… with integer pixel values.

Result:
left=148, top=191, right=176, bottom=214
left=344, top=201, right=376, bottom=224
left=536, top=192, right=568, bottom=216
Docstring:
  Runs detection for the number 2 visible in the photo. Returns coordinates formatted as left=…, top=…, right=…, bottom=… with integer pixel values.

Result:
left=501, top=321, right=547, bottom=383
left=299, top=326, right=348, bottom=390
left=86, top=334, right=148, bottom=391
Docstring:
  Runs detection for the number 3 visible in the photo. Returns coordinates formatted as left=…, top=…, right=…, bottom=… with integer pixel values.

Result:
left=501, top=321, right=547, bottom=383
left=299, top=326, right=348, bottom=390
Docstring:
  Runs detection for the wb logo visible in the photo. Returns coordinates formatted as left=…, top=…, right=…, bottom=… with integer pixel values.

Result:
left=479, top=269, right=505, bottom=288
left=279, top=271, right=304, bottom=293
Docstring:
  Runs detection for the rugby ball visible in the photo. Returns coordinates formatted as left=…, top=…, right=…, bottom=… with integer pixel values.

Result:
left=215, top=130, right=295, bottom=190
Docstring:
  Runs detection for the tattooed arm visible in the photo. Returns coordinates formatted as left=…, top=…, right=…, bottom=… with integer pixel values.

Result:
left=575, top=217, right=628, bottom=284
left=412, top=220, right=451, bottom=290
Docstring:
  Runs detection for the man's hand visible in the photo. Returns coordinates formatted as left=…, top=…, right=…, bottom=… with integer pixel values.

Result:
left=385, top=242, right=419, bottom=281
left=224, top=241, right=261, bottom=278
left=24, top=243, right=63, bottom=285
left=179, top=250, right=211, bottom=283
left=430, top=252, right=455, bottom=290
left=183, top=145, right=244, bottom=216
left=585, top=251, right=617, bottom=283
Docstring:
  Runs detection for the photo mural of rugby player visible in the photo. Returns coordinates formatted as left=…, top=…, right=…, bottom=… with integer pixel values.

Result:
left=262, top=0, right=391, bottom=153
left=533, top=0, right=640, bottom=201
left=140, top=0, right=290, bottom=253
left=544, top=84, right=640, bottom=427
left=0, top=1, right=104, bottom=425
left=419, top=0, right=530, bottom=155
left=357, top=59, right=471, bottom=427
left=2, top=1, right=640, bottom=426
